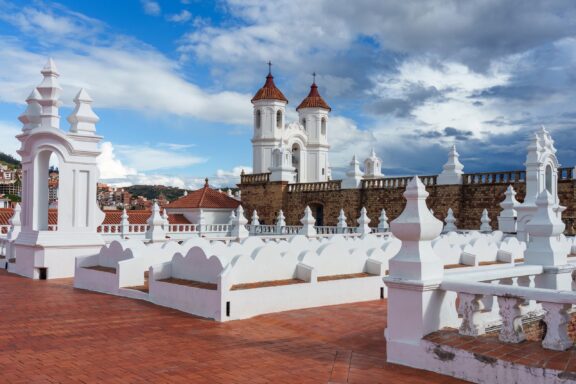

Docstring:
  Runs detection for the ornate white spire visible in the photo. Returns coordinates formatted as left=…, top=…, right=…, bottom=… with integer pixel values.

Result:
left=525, top=191, right=567, bottom=268
left=37, top=58, right=62, bottom=129
left=480, top=209, right=492, bottom=232
left=364, top=148, right=383, bottom=179
left=275, top=209, right=286, bottom=232
left=162, top=208, right=170, bottom=230
left=68, top=88, right=99, bottom=135
left=231, top=205, right=249, bottom=239
left=342, top=154, right=364, bottom=189
left=250, top=210, right=260, bottom=226
left=497, top=185, right=519, bottom=233
left=443, top=208, right=457, bottom=233
left=337, top=209, right=348, bottom=233
left=389, top=176, right=444, bottom=280
left=18, top=89, right=43, bottom=132
left=377, top=208, right=389, bottom=232
left=299, top=206, right=317, bottom=237
left=437, top=145, right=464, bottom=185
left=146, top=202, right=166, bottom=242
left=357, top=207, right=371, bottom=234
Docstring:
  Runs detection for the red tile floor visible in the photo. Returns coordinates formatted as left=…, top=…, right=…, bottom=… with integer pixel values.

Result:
left=0, top=270, right=466, bottom=383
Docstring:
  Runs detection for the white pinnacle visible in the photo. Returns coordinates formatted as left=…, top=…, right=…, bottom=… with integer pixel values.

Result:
left=480, top=209, right=492, bottom=232
left=378, top=209, right=389, bottom=232
left=357, top=207, right=371, bottom=234
left=443, top=208, right=457, bottom=233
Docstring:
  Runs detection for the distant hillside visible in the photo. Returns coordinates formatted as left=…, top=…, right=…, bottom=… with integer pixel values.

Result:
left=126, top=185, right=186, bottom=202
left=0, top=152, right=21, bottom=168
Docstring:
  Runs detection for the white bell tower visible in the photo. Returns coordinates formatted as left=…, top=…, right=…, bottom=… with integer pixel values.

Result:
left=251, top=62, right=288, bottom=174
left=296, top=74, right=331, bottom=182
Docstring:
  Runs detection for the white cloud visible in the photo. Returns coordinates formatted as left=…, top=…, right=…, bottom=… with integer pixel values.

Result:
left=113, top=143, right=206, bottom=171
left=0, top=4, right=253, bottom=126
left=97, top=141, right=137, bottom=179
left=141, top=0, right=161, bottom=16
left=167, top=10, right=192, bottom=23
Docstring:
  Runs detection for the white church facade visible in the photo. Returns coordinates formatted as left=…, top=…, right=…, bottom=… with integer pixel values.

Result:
left=251, top=67, right=332, bottom=183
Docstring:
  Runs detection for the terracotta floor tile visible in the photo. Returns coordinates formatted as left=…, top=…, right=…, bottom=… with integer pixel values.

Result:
left=0, top=270, right=465, bottom=383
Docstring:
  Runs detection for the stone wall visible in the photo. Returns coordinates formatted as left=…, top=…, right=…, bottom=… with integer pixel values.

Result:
left=239, top=178, right=576, bottom=231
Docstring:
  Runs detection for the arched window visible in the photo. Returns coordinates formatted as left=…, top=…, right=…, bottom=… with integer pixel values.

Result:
left=321, top=117, right=327, bottom=135
left=276, top=110, right=282, bottom=128
left=545, top=164, right=553, bottom=193
left=301, top=117, right=306, bottom=130
left=255, top=110, right=261, bottom=129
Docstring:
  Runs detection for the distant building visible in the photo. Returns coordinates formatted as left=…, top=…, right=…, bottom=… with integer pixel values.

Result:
left=166, top=178, right=240, bottom=224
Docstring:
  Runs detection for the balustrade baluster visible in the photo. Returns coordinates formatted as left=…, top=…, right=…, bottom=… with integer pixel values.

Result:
left=457, top=293, right=486, bottom=336
left=541, top=302, right=573, bottom=351
left=497, top=296, right=525, bottom=343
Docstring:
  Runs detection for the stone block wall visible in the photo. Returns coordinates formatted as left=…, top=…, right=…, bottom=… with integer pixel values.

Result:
left=239, top=179, right=576, bottom=231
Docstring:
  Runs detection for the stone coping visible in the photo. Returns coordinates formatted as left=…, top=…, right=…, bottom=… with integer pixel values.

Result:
left=157, top=277, right=217, bottom=291
left=230, top=278, right=305, bottom=291
left=82, top=265, right=116, bottom=274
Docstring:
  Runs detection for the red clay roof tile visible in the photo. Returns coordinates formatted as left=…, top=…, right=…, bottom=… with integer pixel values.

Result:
left=168, top=183, right=240, bottom=209
left=251, top=73, right=288, bottom=103
left=296, top=82, right=331, bottom=111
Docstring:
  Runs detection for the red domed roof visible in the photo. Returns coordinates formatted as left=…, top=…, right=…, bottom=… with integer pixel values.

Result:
left=168, top=180, right=240, bottom=209
left=296, top=82, right=331, bottom=111
left=251, top=72, right=288, bottom=104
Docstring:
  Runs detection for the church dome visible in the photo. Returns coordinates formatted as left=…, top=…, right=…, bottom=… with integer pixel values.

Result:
left=296, top=81, right=331, bottom=111
left=251, top=67, right=288, bottom=104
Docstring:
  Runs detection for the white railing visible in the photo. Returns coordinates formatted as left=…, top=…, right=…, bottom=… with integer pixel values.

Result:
left=168, top=224, right=198, bottom=233
left=250, top=225, right=277, bottom=235
left=202, top=224, right=231, bottom=233
left=442, top=264, right=576, bottom=351
left=98, top=224, right=122, bottom=234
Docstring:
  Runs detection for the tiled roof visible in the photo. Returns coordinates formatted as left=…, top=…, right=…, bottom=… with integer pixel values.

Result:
left=0, top=209, right=191, bottom=226
left=168, top=182, right=240, bottom=209
left=103, top=211, right=191, bottom=225
left=296, top=82, right=331, bottom=111
left=251, top=73, right=288, bottom=103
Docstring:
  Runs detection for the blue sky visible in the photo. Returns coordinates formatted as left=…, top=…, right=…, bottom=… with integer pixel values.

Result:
left=1, top=0, right=576, bottom=188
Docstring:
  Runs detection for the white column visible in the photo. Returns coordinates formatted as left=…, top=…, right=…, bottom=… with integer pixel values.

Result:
left=384, top=176, right=457, bottom=366
left=525, top=191, right=573, bottom=290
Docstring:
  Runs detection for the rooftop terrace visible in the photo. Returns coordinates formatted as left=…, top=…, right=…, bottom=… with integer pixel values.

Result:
left=0, top=269, right=465, bottom=383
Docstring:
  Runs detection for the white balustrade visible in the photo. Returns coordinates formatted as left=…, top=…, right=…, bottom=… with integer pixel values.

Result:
left=442, top=272, right=576, bottom=351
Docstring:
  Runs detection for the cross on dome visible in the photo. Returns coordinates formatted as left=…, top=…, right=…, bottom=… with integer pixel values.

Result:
left=251, top=61, right=288, bottom=103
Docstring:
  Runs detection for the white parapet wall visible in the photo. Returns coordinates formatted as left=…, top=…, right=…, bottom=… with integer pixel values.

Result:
left=74, top=223, right=552, bottom=323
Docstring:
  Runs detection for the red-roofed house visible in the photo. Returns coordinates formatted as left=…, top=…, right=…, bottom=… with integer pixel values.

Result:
left=165, top=179, right=240, bottom=225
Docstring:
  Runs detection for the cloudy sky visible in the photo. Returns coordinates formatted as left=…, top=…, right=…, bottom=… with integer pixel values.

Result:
left=1, top=0, right=575, bottom=188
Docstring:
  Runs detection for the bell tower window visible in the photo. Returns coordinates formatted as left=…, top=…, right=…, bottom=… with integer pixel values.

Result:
left=276, top=110, right=282, bottom=128
left=255, top=110, right=261, bottom=129
left=321, top=117, right=326, bottom=135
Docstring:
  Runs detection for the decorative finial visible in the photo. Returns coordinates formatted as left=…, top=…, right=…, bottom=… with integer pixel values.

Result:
left=312, top=72, right=316, bottom=84
left=204, top=177, right=209, bottom=187
left=267, top=61, right=272, bottom=75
